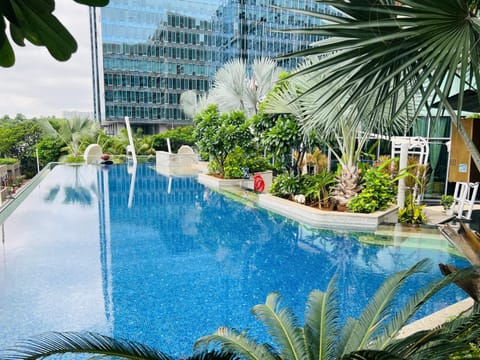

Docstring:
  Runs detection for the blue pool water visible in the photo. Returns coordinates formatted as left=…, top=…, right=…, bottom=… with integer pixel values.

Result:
left=0, top=164, right=469, bottom=357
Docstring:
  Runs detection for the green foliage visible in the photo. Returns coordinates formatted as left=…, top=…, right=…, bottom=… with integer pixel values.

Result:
left=451, top=341, right=480, bottom=359
left=270, top=173, right=300, bottom=199
left=195, top=260, right=480, bottom=360
left=224, top=165, right=244, bottom=179
left=0, top=158, right=17, bottom=165
left=64, top=155, right=84, bottom=163
left=0, top=119, right=45, bottom=177
left=43, top=118, right=99, bottom=157
left=301, top=170, right=336, bottom=207
left=193, top=105, right=252, bottom=176
left=398, top=196, right=428, bottom=225
left=260, top=114, right=304, bottom=175
left=222, top=147, right=274, bottom=179
left=151, top=126, right=196, bottom=152
left=0, top=0, right=109, bottom=68
left=348, top=161, right=397, bottom=213
left=37, top=136, right=66, bottom=166
left=441, top=194, right=455, bottom=210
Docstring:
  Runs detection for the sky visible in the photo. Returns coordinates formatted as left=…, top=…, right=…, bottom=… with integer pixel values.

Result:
left=0, top=2, right=93, bottom=119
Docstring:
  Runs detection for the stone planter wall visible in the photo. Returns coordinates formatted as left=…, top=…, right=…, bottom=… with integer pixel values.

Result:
left=241, top=170, right=273, bottom=193
left=258, top=194, right=398, bottom=231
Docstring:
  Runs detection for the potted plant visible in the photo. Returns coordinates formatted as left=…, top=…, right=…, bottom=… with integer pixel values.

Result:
left=440, top=194, right=455, bottom=214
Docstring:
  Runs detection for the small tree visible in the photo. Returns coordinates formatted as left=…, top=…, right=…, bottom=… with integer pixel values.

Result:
left=193, top=105, right=252, bottom=176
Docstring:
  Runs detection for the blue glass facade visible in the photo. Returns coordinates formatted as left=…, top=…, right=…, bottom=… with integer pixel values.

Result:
left=213, top=0, right=331, bottom=69
left=90, top=0, right=329, bottom=133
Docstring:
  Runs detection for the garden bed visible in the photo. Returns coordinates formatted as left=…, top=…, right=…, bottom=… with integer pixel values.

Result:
left=257, top=194, right=398, bottom=231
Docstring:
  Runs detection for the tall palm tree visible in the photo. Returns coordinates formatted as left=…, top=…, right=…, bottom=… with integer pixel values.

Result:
left=2, top=260, right=480, bottom=359
left=280, top=0, right=480, bottom=172
left=264, top=57, right=412, bottom=206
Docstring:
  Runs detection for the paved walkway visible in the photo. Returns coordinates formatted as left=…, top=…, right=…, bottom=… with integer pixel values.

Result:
left=424, top=206, right=455, bottom=226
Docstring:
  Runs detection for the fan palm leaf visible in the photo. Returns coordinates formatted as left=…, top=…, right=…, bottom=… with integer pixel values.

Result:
left=280, top=0, right=480, bottom=170
left=180, top=90, right=199, bottom=120
left=209, top=58, right=281, bottom=118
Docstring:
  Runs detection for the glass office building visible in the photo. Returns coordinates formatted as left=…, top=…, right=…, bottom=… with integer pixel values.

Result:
left=213, top=0, right=332, bottom=69
left=90, top=0, right=329, bottom=134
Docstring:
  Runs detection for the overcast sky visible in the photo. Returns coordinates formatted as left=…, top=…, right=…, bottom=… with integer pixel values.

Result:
left=0, top=2, right=93, bottom=119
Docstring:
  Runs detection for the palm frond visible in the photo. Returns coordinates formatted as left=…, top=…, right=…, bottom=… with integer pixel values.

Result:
left=340, top=259, right=432, bottom=355
left=342, top=349, right=405, bottom=360
left=281, top=0, right=480, bottom=130
left=194, top=327, right=279, bottom=360
left=373, top=265, right=480, bottom=351
left=0, top=331, right=173, bottom=360
left=187, top=349, right=238, bottom=360
left=252, top=292, right=307, bottom=360
left=180, top=90, right=199, bottom=119
left=303, top=276, right=340, bottom=360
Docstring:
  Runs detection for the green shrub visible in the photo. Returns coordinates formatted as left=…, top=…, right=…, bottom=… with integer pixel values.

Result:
left=270, top=173, right=300, bottom=199
left=398, top=195, right=427, bottom=225
left=224, top=165, right=244, bottom=179
left=0, top=158, right=18, bottom=165
left=348, top=161, right=396, bottom=213
left=65, top=155, right=84, bottom=163
left=223, top=147, right=273, bottom=179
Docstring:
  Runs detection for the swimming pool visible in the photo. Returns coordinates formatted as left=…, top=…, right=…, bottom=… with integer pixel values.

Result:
left=0, top=163, right=469, bottom=357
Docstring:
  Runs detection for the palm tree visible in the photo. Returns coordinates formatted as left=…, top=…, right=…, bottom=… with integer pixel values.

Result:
left=280, top=0, right=480, bottom=173
left=207, top=57, right=282, bottom=118
left=2, top=260, right=480, bottom=359
left=42, top=118, right=99, bottom=158
left=263, top=57, right=411, bottom=206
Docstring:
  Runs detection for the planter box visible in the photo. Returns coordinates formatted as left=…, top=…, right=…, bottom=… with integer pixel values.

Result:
left=258, top=194, right=398, bottom=231
left=241, top=170, right=273, bottom=193
left=156, top=150, right=203, bottom=176
left=197, top=173, right=243, bottom=189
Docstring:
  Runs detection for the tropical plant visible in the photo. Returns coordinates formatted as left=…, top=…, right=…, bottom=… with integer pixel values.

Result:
left=222, top=147, right=273, bottom=179
left=2, top=260, right=480, bottom=359
left=348, top=160, right=397, bottom=213
left=441, top=194, right=455, bottom=211
left=207, top=58, right=282, bottom=118
left=270, top=173, right=301, bottom=199
left=151, top=125, right=196, bottom=153
left=263, top=57, right=412, bottom=207
left=299, top=171, right=336, bottom=207
left=0, top=0, right=109, bottom=67
left=195, top=259, right=480, bottom=360
left=193, top=105, right=252, bottom=176
left=42, top=118, right=99, bottom=158
left=398, top=194, right=427, bottom=225
left=281, top=0, right=480, bottom=176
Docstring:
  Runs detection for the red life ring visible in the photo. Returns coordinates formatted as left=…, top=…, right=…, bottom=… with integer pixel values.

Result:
left=253, top=174, right=265, bottom=193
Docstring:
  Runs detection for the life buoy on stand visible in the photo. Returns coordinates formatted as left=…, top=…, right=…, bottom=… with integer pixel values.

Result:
left=253, top=174, right=265, bottom=193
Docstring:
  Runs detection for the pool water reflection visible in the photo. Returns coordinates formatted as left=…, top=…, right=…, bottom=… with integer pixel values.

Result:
left=0, top=164, right=469, bottom=356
